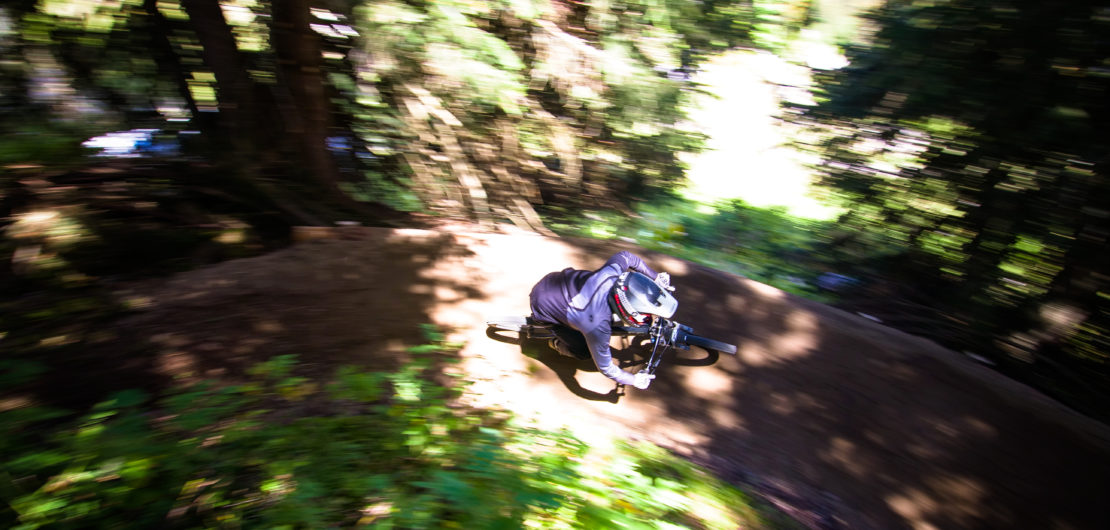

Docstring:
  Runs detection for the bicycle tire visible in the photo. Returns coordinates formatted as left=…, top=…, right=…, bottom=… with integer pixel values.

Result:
left=684, top=334, right=738, bottom=355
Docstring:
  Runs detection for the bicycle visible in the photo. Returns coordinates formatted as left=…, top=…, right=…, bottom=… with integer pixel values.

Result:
left=485, top=314, right=737, bottom=378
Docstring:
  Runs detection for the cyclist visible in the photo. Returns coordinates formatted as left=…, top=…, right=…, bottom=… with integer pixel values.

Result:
left=529, top=251, right=675, bottom=390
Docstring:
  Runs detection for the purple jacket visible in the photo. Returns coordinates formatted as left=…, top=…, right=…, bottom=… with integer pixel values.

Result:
left=529, top=251, right=657, bottom=385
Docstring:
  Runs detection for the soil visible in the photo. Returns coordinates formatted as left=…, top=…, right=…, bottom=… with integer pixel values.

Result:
left=96, top=223, right=1110, bottom=529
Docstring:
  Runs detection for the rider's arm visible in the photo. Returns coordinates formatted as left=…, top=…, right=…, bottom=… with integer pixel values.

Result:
left=580, top=320, right=637, bottom=386
left=563, top=250, right=660, bottom=386
left=603, top=251, right=658, bottom=279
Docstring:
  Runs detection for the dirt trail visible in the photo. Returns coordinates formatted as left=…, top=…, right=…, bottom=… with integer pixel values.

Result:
left=112, top=225, right=1110, bottom=529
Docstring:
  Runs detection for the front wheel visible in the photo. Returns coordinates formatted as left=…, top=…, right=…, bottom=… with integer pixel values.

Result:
left=683, top=334, right=738, bottom=355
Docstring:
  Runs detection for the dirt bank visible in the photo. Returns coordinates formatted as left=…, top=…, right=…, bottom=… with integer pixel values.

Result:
left=107, top=224, right=1110, bottom=529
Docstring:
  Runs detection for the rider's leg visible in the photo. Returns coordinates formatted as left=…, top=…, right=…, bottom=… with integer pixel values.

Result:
left=550, top=325, right=591, bottom=360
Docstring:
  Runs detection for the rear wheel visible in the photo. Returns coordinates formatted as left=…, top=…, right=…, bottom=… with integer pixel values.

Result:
left=684, top=334, right=737, bottom=355
left=486, top=316, right=555, bottom=339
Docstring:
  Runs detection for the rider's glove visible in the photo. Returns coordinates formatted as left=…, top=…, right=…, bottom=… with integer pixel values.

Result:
left=655, top=272, right=675, bottom=292
left=632, top=371, right=656, bottom=390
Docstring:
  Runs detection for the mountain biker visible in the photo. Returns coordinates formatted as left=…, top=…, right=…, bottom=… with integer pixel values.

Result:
left=529, top=251, right=676, bottom=390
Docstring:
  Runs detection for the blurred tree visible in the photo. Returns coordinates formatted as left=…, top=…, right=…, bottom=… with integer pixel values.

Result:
left=271, top=0, right=338, bottom=190
left=2, top=0, right=762, bottom=225
left=332, top=0, right=758, bottom=225
left=180, top=0, right=268, bottom=155
left=798, top=0, right=1109, bottom=416
left=181, top=0, right=350, bottom=211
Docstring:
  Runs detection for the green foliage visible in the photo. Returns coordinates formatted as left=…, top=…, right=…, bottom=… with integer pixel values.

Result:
left=551, top=196, right=842, bottom=299
left=336, top=0, right=765, bottom=216
left=794, top=0, right=1110, bottom=418
left=1, top=330, right=788, bottom=529
left=752, top=0, right=816, bottom=52
left=1, top=0, right=807, bottom=221
left=0, top=124, right=91, bottom=167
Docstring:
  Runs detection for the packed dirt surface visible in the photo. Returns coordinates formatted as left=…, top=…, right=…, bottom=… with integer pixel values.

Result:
left=107, top=224, right=1109, bottom=529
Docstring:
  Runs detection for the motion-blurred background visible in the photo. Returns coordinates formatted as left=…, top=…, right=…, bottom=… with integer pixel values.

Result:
left=2, top=1, right=1107, bottom=527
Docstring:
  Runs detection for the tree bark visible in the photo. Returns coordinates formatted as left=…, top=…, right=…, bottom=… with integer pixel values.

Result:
left=142, top=0, right=203, bottom=124
left=270, top=0, right=340, bottom=190
left=179, top=0, right=262, bottom=157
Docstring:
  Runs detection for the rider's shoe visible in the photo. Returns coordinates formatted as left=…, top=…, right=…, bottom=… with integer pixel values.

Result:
left=549, top=337, right=590, bottom=360
left=548, top=337, right=573, bottom=357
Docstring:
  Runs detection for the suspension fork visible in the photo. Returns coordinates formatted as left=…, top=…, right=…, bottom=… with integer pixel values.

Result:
left=643, top=319, right=672, bottom=375
left=641, top=319, right=696, bottom=375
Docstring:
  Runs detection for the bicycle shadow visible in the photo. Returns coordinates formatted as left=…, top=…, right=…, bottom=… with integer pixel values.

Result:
left=486, top=327, right=624, bottom=402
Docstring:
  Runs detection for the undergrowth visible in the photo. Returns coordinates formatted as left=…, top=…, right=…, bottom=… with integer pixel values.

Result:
left=547, top=196, right=855, bottom=301
left=1, top=327, right=794, bottom=529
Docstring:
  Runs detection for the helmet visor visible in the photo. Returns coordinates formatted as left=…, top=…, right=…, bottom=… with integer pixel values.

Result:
left=622, top=272, right=678, bottom=319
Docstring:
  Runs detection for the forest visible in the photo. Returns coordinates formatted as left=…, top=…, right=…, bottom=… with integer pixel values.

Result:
left=2, top=0, right=1108, bottom=528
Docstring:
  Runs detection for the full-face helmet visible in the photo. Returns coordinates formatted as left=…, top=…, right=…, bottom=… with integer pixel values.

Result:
left=608, top=271, right=678, bottom=326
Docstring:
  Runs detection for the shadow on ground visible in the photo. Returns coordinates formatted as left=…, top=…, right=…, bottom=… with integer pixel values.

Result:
left=10, top=231, right=479, bottom=412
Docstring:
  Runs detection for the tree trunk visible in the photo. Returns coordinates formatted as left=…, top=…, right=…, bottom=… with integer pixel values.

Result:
left=179, top=0, right=262, bottom=157
left=142, top=0, right=203, bottom=126
left=270, top=0, right=340, bottom=191
left=180, top=0, right=401, bottom=222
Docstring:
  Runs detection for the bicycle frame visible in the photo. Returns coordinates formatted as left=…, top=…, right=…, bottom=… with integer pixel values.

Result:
left=488, top=314, right=732, bottom=378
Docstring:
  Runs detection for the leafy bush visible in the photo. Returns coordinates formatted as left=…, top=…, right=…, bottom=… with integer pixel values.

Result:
left=549, top=196, right=844, bottom=299
left=0, top=124, right=91, bottom=167
left=1, top=329, right=791, bottom=529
